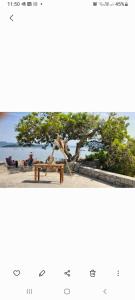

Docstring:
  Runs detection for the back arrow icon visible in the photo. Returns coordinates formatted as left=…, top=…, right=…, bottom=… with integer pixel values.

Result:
left=103, top=289, right=107, bottom=295
left=10, top=15, right=14, bottom=21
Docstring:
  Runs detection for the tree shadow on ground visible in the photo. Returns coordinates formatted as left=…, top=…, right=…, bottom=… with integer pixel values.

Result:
left=22, top=180, right=58, bottom=184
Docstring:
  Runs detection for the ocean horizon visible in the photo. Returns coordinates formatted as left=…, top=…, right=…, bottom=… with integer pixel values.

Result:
left=0, top=145, right=89, bottom=162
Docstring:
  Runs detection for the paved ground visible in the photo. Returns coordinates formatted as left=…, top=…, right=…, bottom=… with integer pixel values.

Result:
left=0, top=166, right=113, bottom=188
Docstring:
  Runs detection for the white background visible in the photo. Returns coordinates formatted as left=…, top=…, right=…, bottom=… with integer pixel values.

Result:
left=0, top=0, right=135, bottom=112
left=0, top=0, right=135, bottom=299
left=0, top=189, right=135, bottom=299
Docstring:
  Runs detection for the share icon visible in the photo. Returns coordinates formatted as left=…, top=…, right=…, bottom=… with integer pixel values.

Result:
left=64, top=270, right=70, bottom=277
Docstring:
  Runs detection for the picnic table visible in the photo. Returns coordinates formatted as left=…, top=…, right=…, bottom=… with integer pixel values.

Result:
left=34, top=163, right=64, bottom=184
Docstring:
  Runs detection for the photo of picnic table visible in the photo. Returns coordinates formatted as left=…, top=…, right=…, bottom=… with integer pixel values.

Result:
left=34, top=163, right=64, bottom=184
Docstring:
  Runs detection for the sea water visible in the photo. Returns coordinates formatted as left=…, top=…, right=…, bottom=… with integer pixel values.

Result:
left=0, top=146, right=89, bottom=162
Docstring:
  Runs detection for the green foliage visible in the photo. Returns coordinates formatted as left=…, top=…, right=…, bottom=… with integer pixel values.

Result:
left=100, top=112, right=129, bottom=149
left=16, top=112, right=100, bottom=160
left=16, top=112, right=135, bottom=176
left=95, top=113, right=135, bottom=176
left=86, top=113, right=135, bottom=177
left=127, top=138, right=135, bottom=156
left=16, top=112, right=99, bottom=144
left=85, top=150, right=107, bottom=162
left=102, top=139, right=135, bottom=176
left=61, top=112, right=100, bottom=140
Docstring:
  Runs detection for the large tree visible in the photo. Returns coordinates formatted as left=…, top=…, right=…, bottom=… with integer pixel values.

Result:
left=88, top=113, right=135, bottom=176
left=100, top=112, right=130, bottom=150
left=16, top=112, right=100, bottom=161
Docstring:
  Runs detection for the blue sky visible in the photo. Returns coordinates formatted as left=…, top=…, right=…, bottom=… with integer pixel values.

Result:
left=0, top=113, right=27, bottom=142
left=0, top=112, right=135, bottom=142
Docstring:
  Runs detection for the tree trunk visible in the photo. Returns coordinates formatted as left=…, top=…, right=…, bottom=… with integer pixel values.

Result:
left=71, top=128, right=99, bottom=162
left=72, top=141, right=84, bottom=162
left=64, top=147, right=73, bottom=161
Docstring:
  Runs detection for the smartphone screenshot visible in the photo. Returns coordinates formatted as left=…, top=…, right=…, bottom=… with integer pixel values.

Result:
left=0, top=0, right=135, bottom=299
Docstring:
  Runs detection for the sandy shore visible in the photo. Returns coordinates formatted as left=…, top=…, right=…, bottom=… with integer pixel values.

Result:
left=0, top=164, right=113, bottom=188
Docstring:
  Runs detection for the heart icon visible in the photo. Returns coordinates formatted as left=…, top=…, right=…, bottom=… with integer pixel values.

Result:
left=13, top=270, right=21, bottom=276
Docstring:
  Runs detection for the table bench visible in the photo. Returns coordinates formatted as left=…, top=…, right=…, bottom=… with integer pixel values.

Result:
left=34, top=163, right=64, bottom=184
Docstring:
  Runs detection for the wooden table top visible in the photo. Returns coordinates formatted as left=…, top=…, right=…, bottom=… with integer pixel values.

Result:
left=34, top=163, right=64, bottom=168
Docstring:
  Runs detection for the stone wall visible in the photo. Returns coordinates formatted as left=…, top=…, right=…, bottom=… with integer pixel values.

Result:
left=79, top=159, right=100, bottom=169
left=74, top=163, right=135, bottom=188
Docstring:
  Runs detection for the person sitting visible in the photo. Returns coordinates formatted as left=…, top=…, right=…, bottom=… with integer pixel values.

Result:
left=27, top=152, right=33, bottom=166
left=6, top=156, right=18, bottom=168
left=23, top=152, right=34, bottom=167
left=45, top=155, right=56, bottom=173
left=46, top=155, right=55, bottom=164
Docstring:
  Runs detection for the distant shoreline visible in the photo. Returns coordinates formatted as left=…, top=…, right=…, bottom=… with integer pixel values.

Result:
left=0, top=145, right=89, bottom=162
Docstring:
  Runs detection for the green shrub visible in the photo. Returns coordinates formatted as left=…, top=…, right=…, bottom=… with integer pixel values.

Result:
left=102, top=141, right=135, bottom=177
left=85, top=150, right=107, bottom=162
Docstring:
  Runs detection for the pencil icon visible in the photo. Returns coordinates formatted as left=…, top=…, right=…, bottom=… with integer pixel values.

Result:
left=39, top=270, right=46, bottom=277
